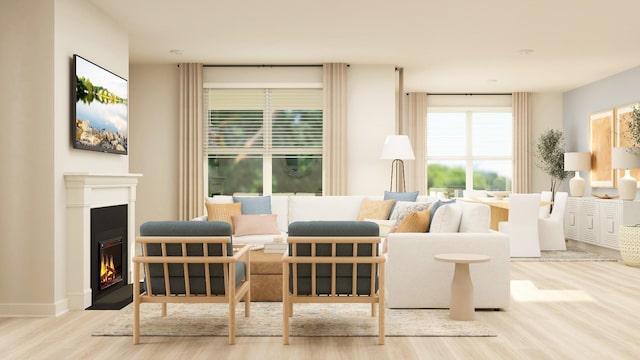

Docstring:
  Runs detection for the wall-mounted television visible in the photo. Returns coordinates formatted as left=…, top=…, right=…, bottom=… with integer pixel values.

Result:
left=72, top=54, right=128, bottom=155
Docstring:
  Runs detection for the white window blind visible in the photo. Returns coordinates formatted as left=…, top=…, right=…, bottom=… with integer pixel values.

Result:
left=204, top=88, right=323, bottom=158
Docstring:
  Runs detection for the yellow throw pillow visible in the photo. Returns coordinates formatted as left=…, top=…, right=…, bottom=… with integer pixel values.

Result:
left=395, top=209, right=431, bottom=233
left=205, top=202, right=242, bottom=231
left=357, top=199, right=396, bottom=221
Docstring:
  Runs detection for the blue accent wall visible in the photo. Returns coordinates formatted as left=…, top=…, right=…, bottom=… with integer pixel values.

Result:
left=563, top=66, right=640, bottom=193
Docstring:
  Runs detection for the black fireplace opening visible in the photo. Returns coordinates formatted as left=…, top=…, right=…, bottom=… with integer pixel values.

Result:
left=99, top=236, right=124, bottom=291
left=88, top=204, right=131, bottom=310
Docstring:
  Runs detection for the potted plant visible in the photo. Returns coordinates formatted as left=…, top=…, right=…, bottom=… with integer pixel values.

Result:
left=619, top=106, right=640, bottom=267
left=626, top=106, right=640, bottom=152
left=535, top=129, right=569, bottom=194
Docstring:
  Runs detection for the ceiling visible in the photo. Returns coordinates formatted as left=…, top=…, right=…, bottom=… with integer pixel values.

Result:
left=88, top=0, right=640, bottom=93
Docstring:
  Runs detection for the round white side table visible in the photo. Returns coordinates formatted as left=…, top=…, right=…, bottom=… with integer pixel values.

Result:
left=434, top=253, right=491, bottom=321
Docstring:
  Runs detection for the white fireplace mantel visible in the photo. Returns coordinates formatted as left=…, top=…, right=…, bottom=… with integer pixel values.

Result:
left=64, top=172, right=142, bottom=310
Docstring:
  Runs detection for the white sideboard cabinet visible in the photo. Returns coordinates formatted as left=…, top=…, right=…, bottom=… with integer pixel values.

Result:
left=564, top=198, right=640, bottom=250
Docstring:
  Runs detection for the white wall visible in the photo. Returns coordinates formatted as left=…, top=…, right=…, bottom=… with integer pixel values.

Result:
left=129, top=65, right=180, bottom=226
left=0, top=0, right=55, bottom=316
left=346, top=65, right=397, bottom=195
left=0, top=0, right=129, bottom=316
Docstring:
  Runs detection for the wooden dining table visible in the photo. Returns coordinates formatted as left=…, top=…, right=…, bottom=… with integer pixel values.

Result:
left=459, top=197, right=551, bottom=231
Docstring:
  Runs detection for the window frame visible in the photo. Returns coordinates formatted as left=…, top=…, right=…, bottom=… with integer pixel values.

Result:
left=426, top=106, right=513, bottom=195
left=203, top=85, right=323, bottom=196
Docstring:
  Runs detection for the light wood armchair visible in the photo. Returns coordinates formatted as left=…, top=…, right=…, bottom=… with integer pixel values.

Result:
left=282, top=221, right=385, bottom=345
left=133, top=221, right=251, bottom=345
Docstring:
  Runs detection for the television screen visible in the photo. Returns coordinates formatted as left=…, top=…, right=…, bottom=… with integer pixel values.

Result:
left=72, top=54, right=128, bottom=155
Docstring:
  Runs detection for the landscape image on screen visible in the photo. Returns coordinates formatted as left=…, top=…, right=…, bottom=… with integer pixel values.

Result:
left=74, top=55, right=128, bottom=154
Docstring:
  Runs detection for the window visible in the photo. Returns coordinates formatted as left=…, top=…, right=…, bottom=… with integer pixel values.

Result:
left=204, top=88, right=323, bottom=196
left=426, top=109, right=512, bottom=197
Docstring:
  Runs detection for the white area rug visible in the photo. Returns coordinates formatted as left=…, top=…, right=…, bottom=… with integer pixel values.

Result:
left=93, top=302, right=496, bottom=337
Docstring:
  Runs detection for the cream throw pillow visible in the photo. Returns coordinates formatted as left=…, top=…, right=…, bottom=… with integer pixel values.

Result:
left=357, top=199, right=396, bottom=221
left=232, top=214, right=280, bottom=236
left=429, top=203, right=463, bottom=233
left=363, top=218, right=396, bottom=237
left=206, top=202, right=241, bottom=231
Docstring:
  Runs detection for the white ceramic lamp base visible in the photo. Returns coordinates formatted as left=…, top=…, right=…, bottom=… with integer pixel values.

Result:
left=618, top=169, right=637, bottom=201
left=569, top=172, right=585, bottom=197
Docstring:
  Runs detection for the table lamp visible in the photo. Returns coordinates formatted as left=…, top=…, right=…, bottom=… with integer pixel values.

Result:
left=564, top=152, right=591, bottom=197
left=611, top=147, right=640, bottom=201
left=380, top=135, right=415, bottom=192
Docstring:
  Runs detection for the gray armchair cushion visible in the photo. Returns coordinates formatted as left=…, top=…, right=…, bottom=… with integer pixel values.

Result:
left=287, top=221, right=379, bottom=296
left=139, top=221, right=243, bottom=295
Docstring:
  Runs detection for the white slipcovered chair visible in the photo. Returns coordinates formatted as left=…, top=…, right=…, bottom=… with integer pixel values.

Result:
left=539, top=191, right=568, bottom=251
left=539, top=191, right=553, bottom=219
left=498, top=193, right=541, bottom=257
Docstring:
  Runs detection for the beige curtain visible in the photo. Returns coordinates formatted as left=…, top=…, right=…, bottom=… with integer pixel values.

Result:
left=404, top=92, right=427, bottom=194
left=396, top=67, right=404, bottom=132
left=322, top=63, right=348, bottom=195
left=512, top=92, right=531, bottom=193
left=178, top=63, right=204, bottom=220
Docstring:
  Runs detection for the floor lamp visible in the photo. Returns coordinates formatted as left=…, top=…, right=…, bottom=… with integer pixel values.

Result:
left=612, top=147, right=640, bottom=201
left=564, top=152, right=591, bottom=197
left=380, top=135, right=415, bottom=192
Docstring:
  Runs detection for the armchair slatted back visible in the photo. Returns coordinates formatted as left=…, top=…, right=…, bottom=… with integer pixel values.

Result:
left=282, top=221, right=385, bottom=345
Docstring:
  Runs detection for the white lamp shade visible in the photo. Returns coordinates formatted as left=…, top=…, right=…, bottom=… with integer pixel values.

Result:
left=612, top=147, right=640, bottom=170
left=564, top=152, right=591, bottom=171
left=380, top=135, right=415, bottom=160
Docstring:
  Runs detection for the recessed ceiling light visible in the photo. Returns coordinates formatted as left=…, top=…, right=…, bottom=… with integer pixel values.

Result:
left=518, top=49, right=534, bottom=55
left=169, top=49, right=183, bottom=55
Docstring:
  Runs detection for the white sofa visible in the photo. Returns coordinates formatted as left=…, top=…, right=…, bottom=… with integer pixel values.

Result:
left=201, top=195, right=434, bottom=245
left=386, top=201, right=510, bottom=309
left=200, top=195, right=510, bottom=310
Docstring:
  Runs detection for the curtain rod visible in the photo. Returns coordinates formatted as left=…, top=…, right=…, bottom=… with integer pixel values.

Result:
left=204, top=64, right=322, bottom=68
left=424, top=93, right=512, bottom=96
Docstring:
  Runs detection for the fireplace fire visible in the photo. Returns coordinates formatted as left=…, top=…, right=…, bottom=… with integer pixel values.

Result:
left=99, top=237, right=123, bottom=291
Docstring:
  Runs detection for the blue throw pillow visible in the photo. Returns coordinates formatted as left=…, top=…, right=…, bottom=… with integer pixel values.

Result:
left=384, top=190, right=419, bottom=202
left=427, top=199, right=456, bottom=232
left=384, top=191, right=419, bottom=217
left=232, top=195, right=272, bottom=215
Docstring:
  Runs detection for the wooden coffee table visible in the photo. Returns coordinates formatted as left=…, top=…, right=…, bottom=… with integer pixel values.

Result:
left=250, top=249, right=284, bottom=301
left=434, top=253, right=491, bottom=321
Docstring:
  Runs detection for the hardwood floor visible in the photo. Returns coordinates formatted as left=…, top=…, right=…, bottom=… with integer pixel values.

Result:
left=2, top=243, right=639, bottom=360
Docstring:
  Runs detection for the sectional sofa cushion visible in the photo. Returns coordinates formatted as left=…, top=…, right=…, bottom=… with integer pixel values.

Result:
left=288, top=196, right=366, bottom=223
left=233, top=195, right=272, bottom=214
left=458, top=202, right=491, bottom=233
left=205, top=195, right=233, bottom=204
left=356, top=199, right=396, bottom=220
left=363, top=218, right=396, bottom=237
